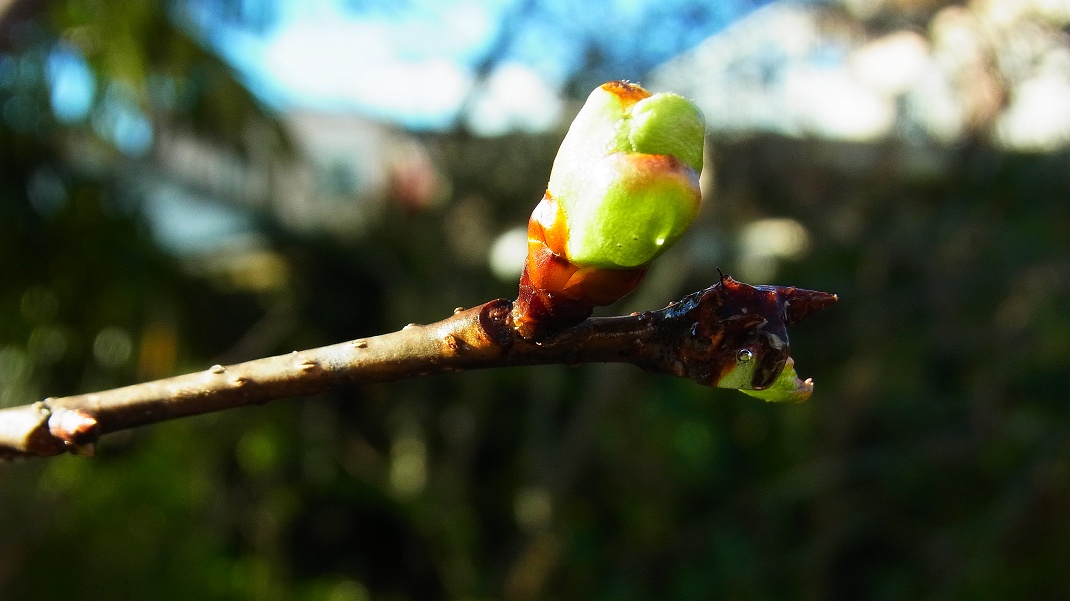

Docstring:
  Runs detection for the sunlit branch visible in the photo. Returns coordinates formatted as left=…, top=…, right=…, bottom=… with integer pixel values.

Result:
left=0, top=277, right=835, bottom=459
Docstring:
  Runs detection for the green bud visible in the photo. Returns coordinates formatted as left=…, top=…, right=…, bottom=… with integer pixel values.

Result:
left=628, top=93, right=705, bottom=172
left=737, top=358, right=813, bottom=403
left=547, top=82, right=706, bottom=269
left=564, top=153, right=700, bottom=268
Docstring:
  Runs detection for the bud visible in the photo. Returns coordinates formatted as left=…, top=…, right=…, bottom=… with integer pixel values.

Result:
left=514, top=81, right=706, bottom=339
left=700, top=277, right=837, bottom=402
left=737, top=358, right=813, bottom=403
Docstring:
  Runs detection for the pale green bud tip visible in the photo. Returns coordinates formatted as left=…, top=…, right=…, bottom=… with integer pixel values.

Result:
left=551, top=83, right=705, bottom=174
left=547, top=81, right=706, bottom=269
left=737, top=358, right=813, bottom=403
left=628, top=94, right=705, bottom=172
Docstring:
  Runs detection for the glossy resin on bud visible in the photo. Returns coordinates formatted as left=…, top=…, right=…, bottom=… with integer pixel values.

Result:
left=671, top=275, right=838, bottom=402
left=514, top=81, right=706, bottom=340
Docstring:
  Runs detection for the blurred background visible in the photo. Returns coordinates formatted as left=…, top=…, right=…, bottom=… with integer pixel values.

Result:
left=2, top=0, right=1069, bottom=598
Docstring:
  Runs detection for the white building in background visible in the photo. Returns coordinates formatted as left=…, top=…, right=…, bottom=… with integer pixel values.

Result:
left=150, top=112, right=441, bottom=247
left=133, top=111, right=444, bottom=292
left=651, top=0, right=1070, bottom=151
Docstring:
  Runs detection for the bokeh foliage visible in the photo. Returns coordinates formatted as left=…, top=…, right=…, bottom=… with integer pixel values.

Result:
left=2, top=1, right=1070, bottom=600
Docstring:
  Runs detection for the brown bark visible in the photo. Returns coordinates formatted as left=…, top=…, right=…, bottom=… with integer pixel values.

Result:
left=0, top=278, right=836, bottom=459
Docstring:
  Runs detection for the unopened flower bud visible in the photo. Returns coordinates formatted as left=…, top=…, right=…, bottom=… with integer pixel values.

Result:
left=547, top=81, right=705, bottom=269
left=514, top=81, right=706, bottom=340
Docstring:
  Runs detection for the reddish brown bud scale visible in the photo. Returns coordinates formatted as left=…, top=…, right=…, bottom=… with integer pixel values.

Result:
left=514, top=194, right=647, bottom=340
left=600, top=80, right=652, bottom=105
left=526, top=194, right=646, bottom=304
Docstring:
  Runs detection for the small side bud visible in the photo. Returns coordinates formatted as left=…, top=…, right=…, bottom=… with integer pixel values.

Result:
left=738, top=358, right=813, bottom=403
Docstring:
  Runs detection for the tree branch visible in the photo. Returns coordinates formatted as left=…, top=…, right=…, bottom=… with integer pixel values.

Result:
left=0, top=277, right=836, bottom=459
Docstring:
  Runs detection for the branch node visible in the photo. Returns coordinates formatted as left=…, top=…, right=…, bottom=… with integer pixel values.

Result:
left=444, top=334, right=462, bottom=353
left=47, top=407, right=100, bottom=445
left=478, top=299, right=516, bottom=349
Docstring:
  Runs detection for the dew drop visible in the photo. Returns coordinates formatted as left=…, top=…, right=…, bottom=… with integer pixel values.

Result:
left=737, top=349, right=754, bottom=363
left=655, top=237, right=666, bottom=246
